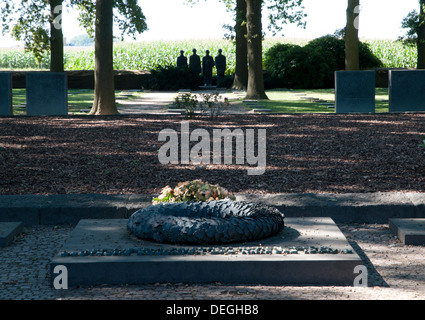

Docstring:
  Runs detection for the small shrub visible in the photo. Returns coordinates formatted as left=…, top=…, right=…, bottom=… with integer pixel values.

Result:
left=173, top=92, right=229, bottom=119
left=198, top=92, right=230, bottom=118
left=174, top=93, right=199, bottom=119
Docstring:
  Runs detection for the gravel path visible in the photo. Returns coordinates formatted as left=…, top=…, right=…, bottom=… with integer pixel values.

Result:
left=1, top=223, right=424, bottom=300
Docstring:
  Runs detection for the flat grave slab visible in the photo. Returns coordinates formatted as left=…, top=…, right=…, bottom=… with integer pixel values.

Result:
left=0, top=72, right=12, bottom=116
left=389, top=218, right=425, bottom=245
left=0, top=222, right=23, bottom=248
left=335, top=71, right=375, bottom=114
left=198, top=86, right=216, bottom=90
left=252, top=109, right=272, bottom=113
left=26, top=72, right=68, bottom=116
left=247, top=105, right=268, bottom=109
left=389, top=70, right=425, bottom=112
left=50, top=217, right=362, bottom=287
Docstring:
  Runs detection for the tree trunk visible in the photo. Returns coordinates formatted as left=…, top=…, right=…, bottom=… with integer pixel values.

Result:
left=245, top=0, right=268, bottom=100
left=232, top=0, right=248, bottom=91
left=417, top=0, right=425, bottom=69
left=49, top=0, right=64, bottom=72
left=90, top=0, right=118, bottom=115
left=345, top=0, right=360, bottom=71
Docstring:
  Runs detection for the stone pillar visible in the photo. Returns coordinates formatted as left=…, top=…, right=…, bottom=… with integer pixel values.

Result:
left=26, top=72, right=68, bottom=116
left=0, top=72, right=12, bottom=116
left=389, top=70, right=425, bottom=112
left=335, top=71, right=375, bottom=114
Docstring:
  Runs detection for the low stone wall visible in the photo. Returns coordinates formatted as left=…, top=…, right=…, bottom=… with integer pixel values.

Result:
left=8, top=68, right=410, bottom=90
left=375, top=68, right=413, bottom=88
left=11, top=70, right=151, bottom=90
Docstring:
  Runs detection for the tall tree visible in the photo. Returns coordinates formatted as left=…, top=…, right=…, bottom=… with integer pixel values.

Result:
left=245, top=0, right=268, bottom=99
left=1, top=0, right=58, bottom=70
left=50, top=0, right=64, bottom=72
left=82, top=0, right=147, bottom=115
left=1, top=0, right=147, bottom=74
left=187, top=0, right=305, bottom=97
left=90, top=0, right=116, bottom=115
left=345, top=0, right=360, bottom=70
left=400, top=0, right=425, bottom=69
left=233, top=0, right=248, bottom=90
left=417, top=0, right=425, bottom=69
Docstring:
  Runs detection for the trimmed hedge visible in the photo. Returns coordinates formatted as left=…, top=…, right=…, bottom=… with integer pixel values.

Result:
left=264, top=35, right=383, bottom=89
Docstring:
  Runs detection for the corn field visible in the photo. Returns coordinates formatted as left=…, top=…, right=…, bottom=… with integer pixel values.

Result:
left=0, top=38, right=419, bottom=71
left=364, top=39, right=417, bottom=68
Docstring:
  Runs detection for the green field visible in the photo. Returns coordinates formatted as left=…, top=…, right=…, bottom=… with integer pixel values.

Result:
left=0, top=38, right=417, bottom=72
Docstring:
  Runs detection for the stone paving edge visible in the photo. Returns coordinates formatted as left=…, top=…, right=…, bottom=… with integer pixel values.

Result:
left=0, top=192, right=424, bottom=226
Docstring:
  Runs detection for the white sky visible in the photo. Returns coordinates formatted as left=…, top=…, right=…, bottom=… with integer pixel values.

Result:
left=0, top=0, right=420, bottom=47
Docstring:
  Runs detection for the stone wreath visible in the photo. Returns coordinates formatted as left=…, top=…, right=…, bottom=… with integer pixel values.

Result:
left=127, top=200, right=285, bottom=245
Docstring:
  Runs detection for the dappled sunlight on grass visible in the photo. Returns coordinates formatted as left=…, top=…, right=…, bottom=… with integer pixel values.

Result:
left=11, top=88, right=392, bottom=116
left=11, top=89, right=146, bottom=116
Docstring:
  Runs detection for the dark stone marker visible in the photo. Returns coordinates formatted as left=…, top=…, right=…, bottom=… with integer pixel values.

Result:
left=0, top=222, right=23, bottom=247
left=389, top=70, right=425, bottom=112
left=51, top=218, right=361, bottom=287
left=389, top=218, right=425, bottom=245
left=0, top=72, right=12, bottom=116
left=26, top=72, right=68, bottom=116
left=335, top=71, right=375, bottom=114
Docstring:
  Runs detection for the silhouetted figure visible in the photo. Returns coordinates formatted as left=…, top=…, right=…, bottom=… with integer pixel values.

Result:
left=202, top=50, right=215, bottom=86
left=189, top=49, right=201, bottom=77
left=177, top=50, right=188, bottom=68
left=215, top=49, right=227, bottom=88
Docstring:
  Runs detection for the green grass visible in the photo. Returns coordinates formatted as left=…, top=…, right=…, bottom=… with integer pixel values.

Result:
left=11, top=89, right=145, bottom=115
left=242, top=88, right=390, bottom=113
left=10, top=88, right=389, bottom=115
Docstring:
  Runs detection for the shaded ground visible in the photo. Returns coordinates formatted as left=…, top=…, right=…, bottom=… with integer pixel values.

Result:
left=0, top=113, right=425, bottom=196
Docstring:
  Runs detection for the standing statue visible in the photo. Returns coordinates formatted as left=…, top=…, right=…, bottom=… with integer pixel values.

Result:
left=189, top=49, right=201, bottom=77
left=215, top=49, right=227, bottom=88
left=202, top=50, right=215, bottom=86
left=177, top=50, right=188, bottom=68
